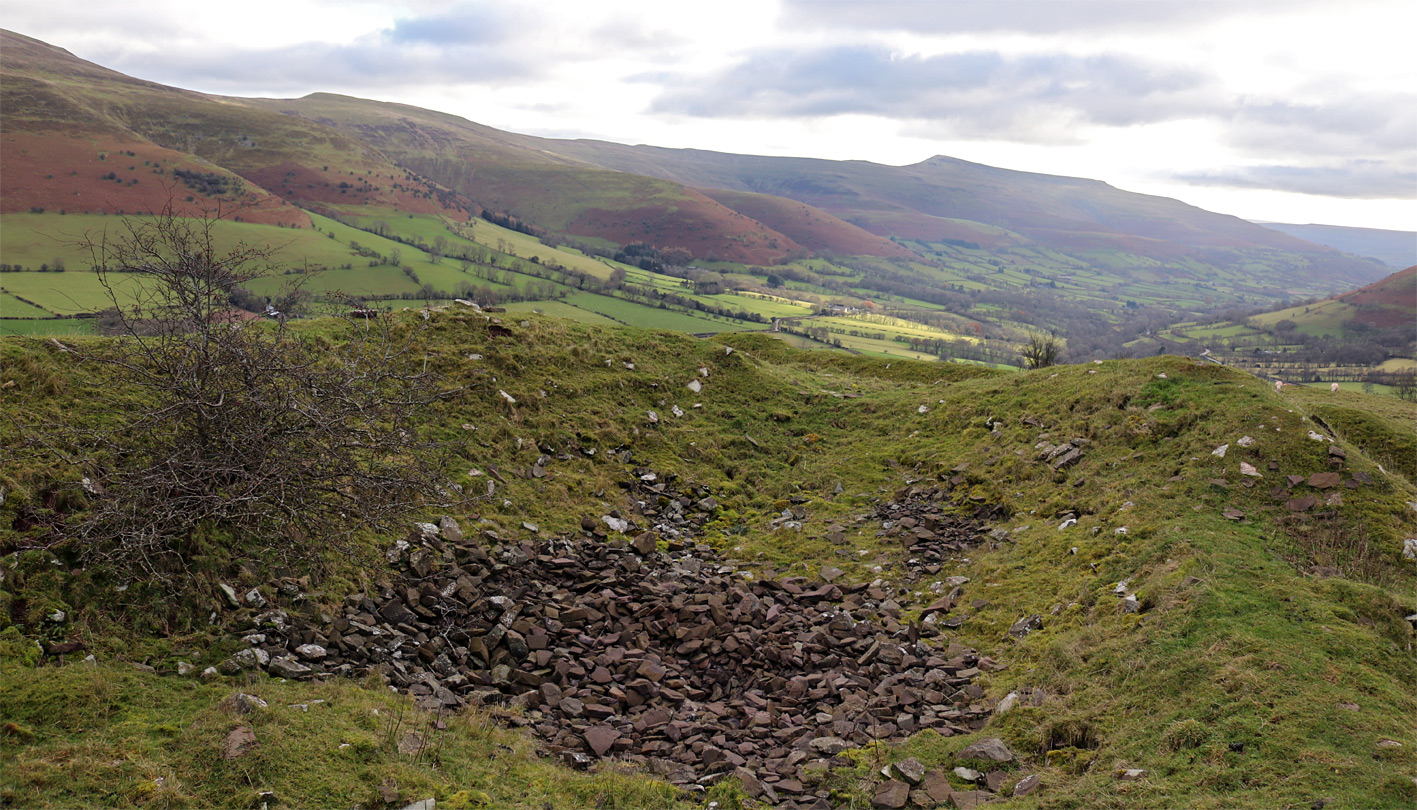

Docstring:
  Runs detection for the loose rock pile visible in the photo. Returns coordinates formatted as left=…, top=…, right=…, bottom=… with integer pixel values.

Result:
left=214, top=470, right=1026, bottom=806
left=222, top=521, right=1004, bottom=805
left=868, top=484, right=1001, bottom=581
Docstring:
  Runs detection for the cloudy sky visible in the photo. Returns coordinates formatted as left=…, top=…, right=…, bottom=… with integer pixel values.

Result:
left=7, top=0, right=1414, bottom=230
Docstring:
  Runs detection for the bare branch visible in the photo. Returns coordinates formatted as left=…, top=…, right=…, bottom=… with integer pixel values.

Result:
left=13, top=208, right=463, bottom=587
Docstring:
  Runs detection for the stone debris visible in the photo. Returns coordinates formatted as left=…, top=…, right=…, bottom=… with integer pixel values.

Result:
left=1007, top=615, right=1042, bottom=639
left=216, top=503, right=1004, bottom=800
left=872, top=780, right=911, bottom=808
left=866, top=484, right=996, bottom=581
left=1211, top=444, right=1228, bottom=458
left=890, top=757, right=927, bottom=785
left=223, top=726, right=258, bottom=760
left=1238, top=462, right=1262, bottom=478
left=217, top=692, right=268, bottom=715
left=1013, top=773, right=1041, bottom=797
left=958, top=737, right=1014, bottom=762
left=1308, top=472, right=1341, bottom=489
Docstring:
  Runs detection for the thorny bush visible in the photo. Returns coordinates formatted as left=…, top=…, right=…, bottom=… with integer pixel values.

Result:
left=11, top=209, right=461, bottom=586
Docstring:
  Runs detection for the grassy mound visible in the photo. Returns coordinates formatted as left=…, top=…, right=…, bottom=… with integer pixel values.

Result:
left=2, top=310, right=1414, bottom=808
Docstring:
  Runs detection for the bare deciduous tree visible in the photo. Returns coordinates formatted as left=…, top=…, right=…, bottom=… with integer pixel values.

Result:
left=22, top=210, right=461, bottom=584
left=1019, top=331, right=1063, bottom=369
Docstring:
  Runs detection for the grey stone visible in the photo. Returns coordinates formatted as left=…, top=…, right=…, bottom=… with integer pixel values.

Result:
left=949, top=789, right=993, bottom=809
left=810, top=736, right=852, bottom=755
left=438, top=516, right=464, bottom=543
left=584, top=725, right=620, bottom=757
left=218, top=692, right=269, bottom=715
left=1013, top=773, right=1041, bottom=797
left=735, top=767, right=764, bottom=798
left=890, top=757, right=927, bottom=785
left=218, top=583, right=240, bottom=608
left=223, top=726, right=258, bottom=760
left=958, top=737, right=1014, bottom=762
left=243, top=588, right=266, bottom=609
left=295, top=644, right=328, bottom=660
left=872, top=780, right=910, bottom=809
left=267, top=656, right=312, bottom=679
left=954, top=766, right=983, bottom=782
left=1007, top=614, right=1042, bottom=639
left=231, top=648, right=270, bottom=670
left=631, top=532, right=657, bottom=556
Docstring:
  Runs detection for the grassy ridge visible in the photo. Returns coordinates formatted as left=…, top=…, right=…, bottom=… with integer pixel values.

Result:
left=1, top=312, right=1414, bottom=809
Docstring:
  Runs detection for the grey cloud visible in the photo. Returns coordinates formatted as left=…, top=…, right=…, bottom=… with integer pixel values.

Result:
left=388, top=5, right=513, bottom=45
left=1227, top=100, right=1417, bottom=158
left=780, top=0, right=1355, bottom=35
left=651, top=46, right=1217, bottom=139
left=1175, top=161, right=1417, bottom=199
left=110, top=20, right=541, bottom=94
left=589, top=20, right=690, bottom=51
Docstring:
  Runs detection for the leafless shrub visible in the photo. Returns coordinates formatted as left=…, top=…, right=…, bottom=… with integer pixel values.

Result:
left=1279, top=515, right=1397, bottom=588
left=18, top=209, right=461, bottom=585
left=1020, top=331, right=1063, bottom=369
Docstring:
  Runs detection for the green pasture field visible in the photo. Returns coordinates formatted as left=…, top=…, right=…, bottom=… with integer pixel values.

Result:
left=764, top=331, right=847, bottom=352
left=1252, top=301, right=1354, bottom=336
left=338, top=211, right=629, bottom=281
left=0, top=292, right=54, bottom=318
left=502, top=300, right=618, bottom=326
left=812, top=313, right=976, bottom=344
left=245, top=266, right=422, bottom=299
left=1330, top=381, right=1399, bottom=397
left=702, top=292, right=813, bottom=319
left=0, top=271, right=134, bottom=314
left=562, top=292, right=759, bottom=333
left=827, top=332, right=945, bottom=361
left=0, top=318, right=95, bottom=336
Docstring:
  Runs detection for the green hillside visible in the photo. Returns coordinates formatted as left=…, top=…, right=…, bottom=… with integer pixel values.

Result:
left=1, top=28, right=1393, bottom=363
left=2, top=308, right=1415, bottom=809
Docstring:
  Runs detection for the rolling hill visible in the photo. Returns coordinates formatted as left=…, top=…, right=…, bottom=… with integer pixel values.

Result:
left=0, top=28, right=1395, bottom=365
left=2, top=312, right=1415, bottom=809
left=1256, top=222, right=1417, bottom=270
left=3, top=29, right=1382, bottom=284
left=0, top=31, right=472, bottom=226
left=1254, top=264, right=1417, bottom=333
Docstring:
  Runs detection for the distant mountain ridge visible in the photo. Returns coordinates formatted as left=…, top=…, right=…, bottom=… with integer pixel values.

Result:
left=0, top=28, right=1385, bottom=293
left=1255, top=222, right=1417, bottom=269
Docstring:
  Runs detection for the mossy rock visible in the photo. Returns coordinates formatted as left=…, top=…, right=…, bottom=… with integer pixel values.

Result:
left=0, top=626, right=42, bottom=667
